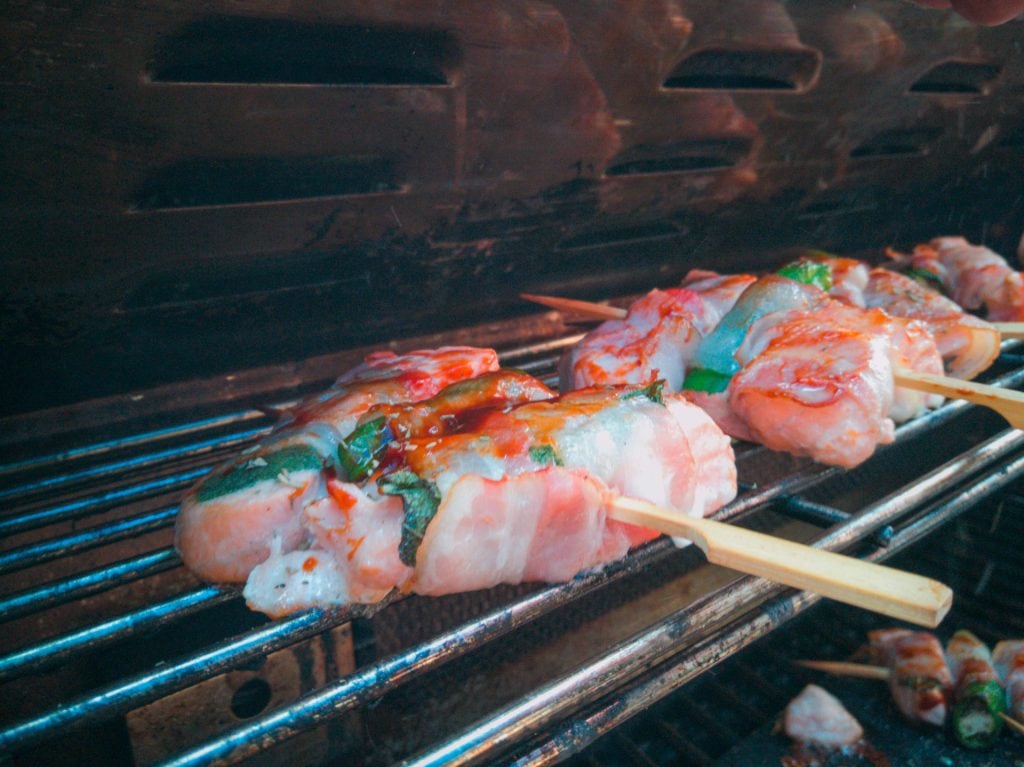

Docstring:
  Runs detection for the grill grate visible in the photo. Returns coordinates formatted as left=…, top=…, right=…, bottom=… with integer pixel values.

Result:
left=2, top=337, right=1024, bottom=766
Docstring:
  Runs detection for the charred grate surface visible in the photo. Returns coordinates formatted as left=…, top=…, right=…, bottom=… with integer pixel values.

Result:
left=558, top=491, right=1024, bottom=767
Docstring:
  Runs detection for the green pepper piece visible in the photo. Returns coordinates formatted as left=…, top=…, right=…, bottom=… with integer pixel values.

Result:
left=338, top=417, right=393, bottom=482
left=195, top=444, right=323, bottom=502
left=621, top=379, right=666, bottom=405
left=379, top=470, right=442, bottom=567
left=776, top=260, right=834, bottom=292
left=529, top=444, right=564, bottom=466
left=904, top=267, right=947, bottom=294
left=952, top=679, right=1007, bottom=749
left=681, top=367, right=732, bottom=394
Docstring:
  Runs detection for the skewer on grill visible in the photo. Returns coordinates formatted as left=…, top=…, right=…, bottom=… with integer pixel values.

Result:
left=522, top=292, right=1024, bottom=430
left=609, top=496, right=952, bottom=627
left=993, top=322, right=1024, bottom=339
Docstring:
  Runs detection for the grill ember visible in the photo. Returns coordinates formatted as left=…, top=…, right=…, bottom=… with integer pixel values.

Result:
left=5, top=0, right=1024, bottom=765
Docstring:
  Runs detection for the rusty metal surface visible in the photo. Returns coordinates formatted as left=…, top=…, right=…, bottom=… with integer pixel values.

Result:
left=3, top=1, right=1024, bottom=415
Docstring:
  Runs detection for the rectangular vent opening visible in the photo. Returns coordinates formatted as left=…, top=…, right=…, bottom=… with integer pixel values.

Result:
left=662, top=48, right=820, bottom=92
left=909, top=61, right=1001, bottom=94
left=557, top=221, right=681, bottom=250
left=132, top=155, right=398, bottom=210
left=150, top=17, right=457, bottom=85
left=849, top=128, right=941, bottom=159
left=606, top=139, right=752, bottom=177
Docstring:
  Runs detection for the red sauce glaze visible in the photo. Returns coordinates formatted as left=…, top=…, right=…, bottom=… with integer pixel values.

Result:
left=302, top=556, right=318, bottom=572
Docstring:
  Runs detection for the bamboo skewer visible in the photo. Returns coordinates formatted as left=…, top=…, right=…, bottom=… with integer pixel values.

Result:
left=794, top=659, right=891, bottom=679
left=892, top=371, right=1024, bottom=430
left=992, top=322, right=1024, bottom=339
left=608, top=495, right=952, bottom=628
left=522, top=292, right=1024, bottom=430
left=1002, top=712, right=1024, bottom=736
left=520, top=293, right=628, bottom=321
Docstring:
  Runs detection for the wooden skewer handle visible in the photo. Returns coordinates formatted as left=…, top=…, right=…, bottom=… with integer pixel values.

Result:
left=894, top=370, right=1024, bottom=430
left=609, top=496, right=952, bottom=628
left=520, top=293, right=628, bottom=320
left=993, top=322, right=1024, bottom=340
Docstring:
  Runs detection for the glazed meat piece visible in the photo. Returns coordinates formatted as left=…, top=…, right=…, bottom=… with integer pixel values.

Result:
left=784, top=684, right=864, bottom=747
left=869, top=628, right=953, bottom=726
left=993, top=639, right=1024, bottom=724
left=891, top=236, right=1024, bottom=321
left=863, top=268, right=999, bottom=380
left=242, top=381, right=736, bottom=616
left=945, top=629, right=1007, bottom=748
left=561, top=288, right=703, bottom=391
left=176, top=347, right=501, bottom=582
left=729, top=300, right=943, bottom=467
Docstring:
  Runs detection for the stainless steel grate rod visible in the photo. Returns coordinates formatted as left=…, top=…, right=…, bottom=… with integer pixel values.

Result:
left=0, top=427, right=267, bottom=506
left=510, top=451, right=1024, bottom=766
left=0, top=547, right=182, bottom=622
left=0, top=506, right=178, bottom=576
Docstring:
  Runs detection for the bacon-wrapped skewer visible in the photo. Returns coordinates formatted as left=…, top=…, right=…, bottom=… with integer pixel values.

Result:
left=994, top=640, right=1024, bottom=726
left=176, top=346, right=503, bottom=582
left=559, top=267, right=945, bottom=468
left=888, top=236, right=1024, bottom=322
left=869, top=628, right=953, bottom=727
left=179, top=361, right=739, bottom=617
left=946, top=629, right=1007, bottom=748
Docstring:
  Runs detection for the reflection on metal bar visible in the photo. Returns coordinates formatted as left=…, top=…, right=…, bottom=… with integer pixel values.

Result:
left=0, top=472, right=201, bottom=537
left=147, top=430, right=1022, bottom=767
left=0, top=606, right=341, bottom=752
left=0, top=410, right=264, bottom=477
left=0, top=427, right=266, bottom=504
left=395, top=430, right=1024, bottom=767
left=0, top=548, right=181, bottom=622
left=510, top=449, right=1024, bottom=766
left=0, top=586, right=233, bottom=682
left=0, top=506, right=178, bottom=576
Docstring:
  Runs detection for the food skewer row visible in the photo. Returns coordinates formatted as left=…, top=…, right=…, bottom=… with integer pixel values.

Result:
left=797, top=629, right=1024, bottom=748
left=177, top=346, right=952, bottom=626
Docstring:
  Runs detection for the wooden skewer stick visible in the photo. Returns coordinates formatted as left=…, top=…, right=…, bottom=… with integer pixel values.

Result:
left=521, top=293, right=627, bottom=321
left=892, top=370, right=1024, bottom=430
left=608, top=495, right=952, bottom=628
left=992, top=322, right=1024, bottom=340
left=1001, top=712, right=1024, bottom=736
left=794, top=660, right=891, bottom=680
left=522, top=292, right=1024, bottom=431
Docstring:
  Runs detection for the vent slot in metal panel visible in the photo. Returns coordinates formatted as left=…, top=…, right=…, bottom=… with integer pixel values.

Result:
left=606, top=139, right=753, bottom=177
left=150, top=18, right=457, bottom=85
left=908, top=60, right=1001, bottom=94
left=662, top=48, right=820, bottom=92
left=849, top=127, right=942, bottom=159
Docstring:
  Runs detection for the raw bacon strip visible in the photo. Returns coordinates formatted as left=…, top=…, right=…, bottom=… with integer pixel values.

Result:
left=243, top=383, right=736, bottom=616
left=863, top=268, right=999, bottom=380
left=993, top=639, right=1024, bottom=724
left=892, top=236, right=1024, bottom=321
left=869, top=628, right=953, bottom=726
left=176, top=346, right=499, bottom=582
left=946, top=629, right=1007, bottom=748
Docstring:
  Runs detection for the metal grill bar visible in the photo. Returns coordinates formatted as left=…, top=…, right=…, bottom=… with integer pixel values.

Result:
left=391, top=429, right=1024, bottom=767
left=155, top=429, right=1021, bottom=767
left=0, top=506, right=178, bottom=576
left=0, top=427, right=267, bottom=504
left=0, top=548, right=181, bottom=622
left=510, top=449, right=1024, bottom=766
left=0, top=475, right=201, bottom=538
left=0, top=586, right=233, bottom=682
left=0, top=409, right=265, bottom=478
